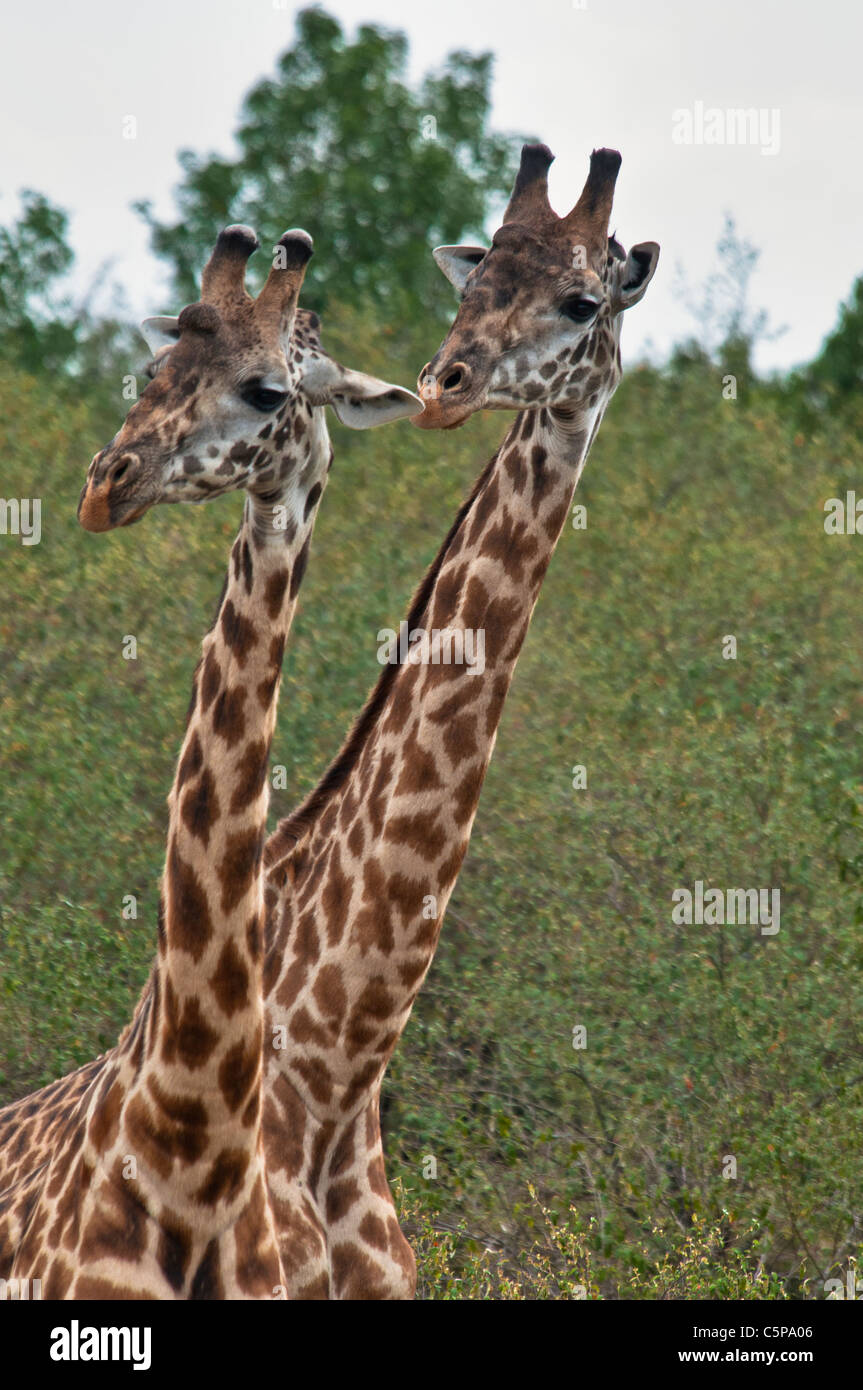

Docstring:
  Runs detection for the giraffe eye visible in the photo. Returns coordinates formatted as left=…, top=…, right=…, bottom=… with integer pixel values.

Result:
left=562, top=297, right=599, bottom=324
left=241, top=383, right=288, bottom=413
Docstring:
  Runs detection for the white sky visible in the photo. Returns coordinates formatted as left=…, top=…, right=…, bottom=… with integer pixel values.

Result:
left=1, top=0, right=860, bottom=370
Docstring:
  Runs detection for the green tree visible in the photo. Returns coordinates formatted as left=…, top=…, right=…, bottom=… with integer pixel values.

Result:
left=0, top=189, right=136, bottom=412
left=781, top=275, right=863, bottom=432
left=806, top=274, right=863, bottom=401
left=135, top=6, right=524, bottom=329
left=0, top=190, right=77, bottom=375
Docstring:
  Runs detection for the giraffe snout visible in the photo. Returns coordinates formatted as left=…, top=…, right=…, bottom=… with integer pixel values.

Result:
left=78, top=451, right=147, bottom=532
left=413, top=359, right=477, bottom=430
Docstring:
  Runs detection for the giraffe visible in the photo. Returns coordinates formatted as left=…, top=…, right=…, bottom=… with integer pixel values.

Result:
left=254, top=144, right=659, bottom=1297
left=0, top=223, right=422, bottom=1298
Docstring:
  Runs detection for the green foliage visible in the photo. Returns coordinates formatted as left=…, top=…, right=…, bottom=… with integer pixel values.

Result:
left=810, top=275, right=863, bottom=398
left=0, top=190, right=137, bottom=408
left=0, top=190, right=77, bottom=375
left=400, top=1184, right=790, bottom=1299
left=785, top=275, right=863, bottom=427
left=134, top=6, right=523, bottom=327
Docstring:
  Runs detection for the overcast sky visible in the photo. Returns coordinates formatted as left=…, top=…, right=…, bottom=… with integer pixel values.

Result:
left=2, top=0, right=860, bottom=371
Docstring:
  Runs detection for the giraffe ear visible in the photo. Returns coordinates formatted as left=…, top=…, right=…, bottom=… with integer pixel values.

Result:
left=301, top=356, right=424, bottom=429
left=614, top=242, right=660, bottom=310
left=432, top=245, right=488, bottom=292
left=140, top=316, right=181, bottom=354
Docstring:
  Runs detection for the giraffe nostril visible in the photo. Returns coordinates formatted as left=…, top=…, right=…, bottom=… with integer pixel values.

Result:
left=440, top=362, right=471, bottom=394
left=108, top=456, right=134, bottom=484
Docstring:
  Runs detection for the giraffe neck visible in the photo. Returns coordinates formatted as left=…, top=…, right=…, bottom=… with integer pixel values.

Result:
left=263, top=399, right=605, bottom=1116
left=104, top=411, right=332, bottom=1217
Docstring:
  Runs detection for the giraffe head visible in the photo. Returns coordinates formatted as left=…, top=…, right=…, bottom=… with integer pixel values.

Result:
left=414, top=144, right=658, bottom=430
left=78, top=225, right=422, bottom=531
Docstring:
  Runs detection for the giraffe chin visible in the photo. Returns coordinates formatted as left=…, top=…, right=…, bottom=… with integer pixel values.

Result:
left=117, top=502, right=151, bottom=528
left=411, top=400, right=476, bottom=431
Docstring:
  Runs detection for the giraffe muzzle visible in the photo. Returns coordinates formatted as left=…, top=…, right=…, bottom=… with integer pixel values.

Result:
left=77, top=452, right=152, bottom=532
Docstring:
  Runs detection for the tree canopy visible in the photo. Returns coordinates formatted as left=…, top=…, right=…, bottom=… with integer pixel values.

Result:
left=806, top=275, right=863, bottom=401
left=0, top=190, right=77, bottom=376
left=135, top=6, right=525, bottom=328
